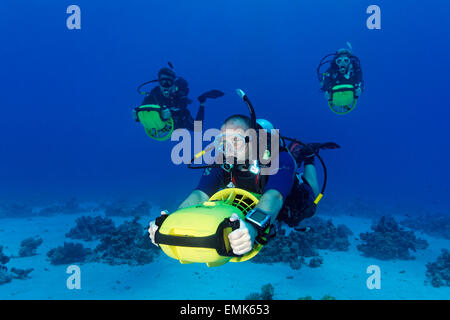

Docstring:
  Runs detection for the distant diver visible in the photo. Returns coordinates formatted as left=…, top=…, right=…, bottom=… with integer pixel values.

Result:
left=133, top=63, right=224, bottom=141
left=317, top=42, right=364, bottom=114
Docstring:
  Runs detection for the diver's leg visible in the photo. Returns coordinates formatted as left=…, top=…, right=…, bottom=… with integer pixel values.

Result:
left=277, top=178, right=317, bottom=228
left=303, top=164, right=319, bottom=197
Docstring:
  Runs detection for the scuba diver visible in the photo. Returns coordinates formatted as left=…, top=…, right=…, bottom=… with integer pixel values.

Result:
left=317, top=42, right=364, bottom=114
left=133, top=66, right=224, bottom=140
left=148, top=90, right=340, bottom=257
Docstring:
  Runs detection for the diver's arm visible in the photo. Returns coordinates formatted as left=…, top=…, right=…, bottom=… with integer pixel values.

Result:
left=353, top=63, right=364, bottom=92
left=177, top=189, right=209, bottom=209
left=303, top=164, right=320, bottom=197
left=321, top=68, right=333, bottom=92
left=255, top=189, right=284, bottom=224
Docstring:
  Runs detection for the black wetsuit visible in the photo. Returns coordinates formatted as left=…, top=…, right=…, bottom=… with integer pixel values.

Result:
left=321, top=57, right=364, bottom=93
left=141, top=86, right=204, bottom=131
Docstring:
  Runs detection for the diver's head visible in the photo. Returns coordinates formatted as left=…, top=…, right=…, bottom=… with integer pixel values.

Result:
left=335, top=53, right=351, bottom=74
left=334, top=48, right=352, bottom=74
left=174, top=77, right=189, bottom=97
left=158, top=67, right=176, bottom=98
left=216, top=114, right=253, bottom=164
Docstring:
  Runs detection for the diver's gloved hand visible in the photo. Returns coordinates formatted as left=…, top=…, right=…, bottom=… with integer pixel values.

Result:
left=291, top=143, right=317, bottom=166
left=161, top=107, right=171, bottom=120
left=132, top=108, right=139, bottom=122
left=228, top=213, right=257, bottom=256
left=148, top=210, right=169, bottom=247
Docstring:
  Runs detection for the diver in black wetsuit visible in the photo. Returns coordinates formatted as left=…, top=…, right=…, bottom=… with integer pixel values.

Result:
left=319, top=45, right=364, bottom=101
left=140, top=68, right=203, bottom=131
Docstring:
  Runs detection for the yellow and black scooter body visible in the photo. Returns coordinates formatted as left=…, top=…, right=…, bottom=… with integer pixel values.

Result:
left=328, top=84, right=358, bottom=115
left=136, top=104, right=174, bottom=141
left=154, top=188, right=266, bottom=267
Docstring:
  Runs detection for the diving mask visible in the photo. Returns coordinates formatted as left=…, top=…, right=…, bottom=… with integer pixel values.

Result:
left=214, top=133, right=249, bottom=155
left=159, top=77, right=174, bottom=88
left=335, top=56, right=351, bottom=67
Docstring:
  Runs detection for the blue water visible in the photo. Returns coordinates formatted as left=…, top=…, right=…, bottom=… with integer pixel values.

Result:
left=0, top=0, right=449, bottom=300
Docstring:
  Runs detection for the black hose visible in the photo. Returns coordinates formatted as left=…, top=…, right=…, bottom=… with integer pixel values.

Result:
left=137, top=79, right=158, bottom=95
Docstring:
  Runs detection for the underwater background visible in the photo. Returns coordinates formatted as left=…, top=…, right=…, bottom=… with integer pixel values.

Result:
left=0, top=0, right=449, bottom=300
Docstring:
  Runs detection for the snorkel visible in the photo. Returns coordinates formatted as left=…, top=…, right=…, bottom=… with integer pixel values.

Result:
left=188, top=89, right=260, bottom=172
left=235, top=89, right=260, bottom=175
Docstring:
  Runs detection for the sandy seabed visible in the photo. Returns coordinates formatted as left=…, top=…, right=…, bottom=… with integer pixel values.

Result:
left=0, top=211, right=449, bottom=300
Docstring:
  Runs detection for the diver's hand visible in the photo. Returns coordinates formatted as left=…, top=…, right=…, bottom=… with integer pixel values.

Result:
left=228, top=213, right=257, bottom=256
left=291, top=143, right=317, bottom=164
left=132, top=108, right=139, bottom=122
left=148, top=210, right=169, bottom=247
left=161, top=107, right=171, bottom=120
left=355, top=87, right=362, bottom=97
left=324, top=91, right=331, bottom=100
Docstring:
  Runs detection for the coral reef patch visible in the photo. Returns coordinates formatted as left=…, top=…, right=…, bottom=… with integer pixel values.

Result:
left=401, top=214, right=450, bottom=240
left=426, top=249, right=450, bottom=288
left=357, top=216, right=428, bottom=260
left=252, top=217, right=352, bottom=269
left=19, top=236, right=43, bottom=257
left=47, top=242, right=94, bottom=265
left=66, top=215, right=115, bottom=241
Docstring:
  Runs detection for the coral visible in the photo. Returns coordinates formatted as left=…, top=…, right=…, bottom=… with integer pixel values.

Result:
left=66, top=215, right=115, bottom=241
left=297, top=217, right=352, bottom=251
left=357, top=216, right=429, bottom=260
left=47, top=242, right=93, bottom=265
left=245, top=283, right=274, bottom=300
left=19, top=236, right=43, bottom=257
left=252, top=228, right=317, bottom=266
left=0, top=265, right=12, bottom=285
left=244, top=292, right=261, bottom=300
left=401, top=214, right=450, bottom=240
left=94, top=217, right=158, bottom=266
left=102, top=200, right=152, bottom=217
left=252, top=217, right=352, bottom=269
left=289, top=258, right=304, bottom=270
left=308, top=257, right=323, bottom=268
left=10, top=268, right=34, bottom=279
left=426, top=249, right=450, bottom=288
left=260, top=283, right=275, bottom=300
left=0, top=245, right=10, bottom=265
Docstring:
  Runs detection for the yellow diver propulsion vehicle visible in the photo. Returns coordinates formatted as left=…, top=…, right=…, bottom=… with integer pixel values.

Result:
left=327, top=84, right=358, bottom=115
left=134, top=104, right=174, bottom=141
left=154, top=188, right=269, bottom=267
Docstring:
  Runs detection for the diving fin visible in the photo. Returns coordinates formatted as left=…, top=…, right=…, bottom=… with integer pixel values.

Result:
left=314, top=142, right=340, bottom=150
left=198, top=90, right=225, bottom=103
